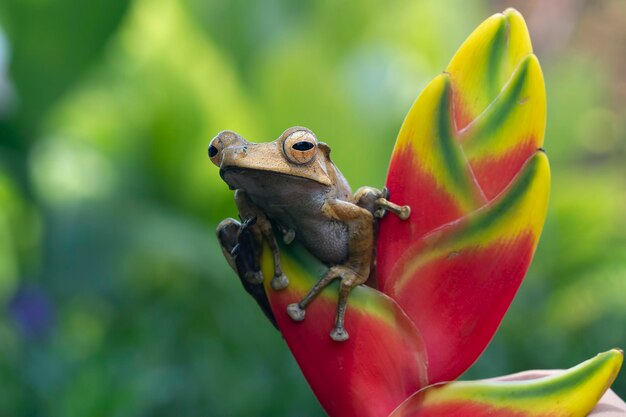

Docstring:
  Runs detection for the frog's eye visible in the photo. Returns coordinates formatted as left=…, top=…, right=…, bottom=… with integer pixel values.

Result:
left=283, top=130, right=317, bottom=164
left=208, top=136, right=224, bottom=166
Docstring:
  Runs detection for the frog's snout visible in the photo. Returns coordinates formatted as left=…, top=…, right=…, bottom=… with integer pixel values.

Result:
left=209, top=130, right=249, bottom=168
left=214, top=130, right=244, bottom=145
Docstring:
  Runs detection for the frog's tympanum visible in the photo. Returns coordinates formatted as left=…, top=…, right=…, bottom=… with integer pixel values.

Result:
left=209, top=127, right=410, bottom=341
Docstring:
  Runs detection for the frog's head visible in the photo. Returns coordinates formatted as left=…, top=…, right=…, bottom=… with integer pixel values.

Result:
left=208, top=127, right=336, bottom=190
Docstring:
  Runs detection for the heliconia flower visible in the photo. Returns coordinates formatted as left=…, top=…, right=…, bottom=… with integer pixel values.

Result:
left=377, top=8, right=548, bottom=384
left=243, top=8, right=622, bottom=417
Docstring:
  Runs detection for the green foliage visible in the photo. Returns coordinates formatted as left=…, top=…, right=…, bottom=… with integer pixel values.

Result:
left=0, top=0, right=624, bottom=415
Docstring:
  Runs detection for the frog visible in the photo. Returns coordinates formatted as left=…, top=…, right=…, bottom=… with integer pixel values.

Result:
left=209, top=127, right=410, bottom=341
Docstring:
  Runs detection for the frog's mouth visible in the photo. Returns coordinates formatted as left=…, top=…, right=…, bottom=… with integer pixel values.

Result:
left=220, top=167, right=330, bottom=194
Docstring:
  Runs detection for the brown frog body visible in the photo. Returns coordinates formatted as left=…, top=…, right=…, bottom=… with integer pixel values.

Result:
left=210, top=127, right=409, bottom=341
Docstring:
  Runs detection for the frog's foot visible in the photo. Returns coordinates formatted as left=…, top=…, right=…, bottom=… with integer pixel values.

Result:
left=286, top=303, right=306, bottom=321
left=216, top=218, right=242, bottom=273
left=282, top=229, right=296, bottom=245
left=354, top=186, right=410, bottom=220
left=329, top=273, right=364, bottom=343
left=217, top=218, right=263, bottom=282
left=330, top=327, right=349, bottom=342
left=271, top=273, right=289, bottom=291
left=374, top=197, right=410, bottom=220
left=239, top=215, right=257, bottom=231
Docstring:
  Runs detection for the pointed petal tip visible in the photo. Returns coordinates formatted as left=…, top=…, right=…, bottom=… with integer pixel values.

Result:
left=504, top=7, right=533, bottom=53
left=598, top=348, right=624, bottom=378
left=464, top=7, right=530, bottom=46
left=593, top=347, right=623, bottom=367
left=503, top=7, right=522, bottom=18
left=601, top=348, right=624, bottom=371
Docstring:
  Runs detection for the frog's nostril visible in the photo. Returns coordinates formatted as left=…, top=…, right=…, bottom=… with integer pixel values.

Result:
left=209, top=145, right=218, bottom=158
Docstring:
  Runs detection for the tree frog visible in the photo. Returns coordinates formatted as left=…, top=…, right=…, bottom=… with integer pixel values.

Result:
left=209, top=127, right=410, bottom=341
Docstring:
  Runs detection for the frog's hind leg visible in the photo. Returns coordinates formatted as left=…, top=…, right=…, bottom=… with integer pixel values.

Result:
left=288, top=199, right=373, bottom=342
left=286, top=265, right=344, bottom=321
left=216, top=217, right=263, bottom=284
left=331, top=271, right=363, bottom=341
left=216, top=218, right=240, bottom=273
left=256, top=218, right=289, bottom=291
left=234, top=190, right=289, bottom=290
left=216, top=217, right=278, bottom=328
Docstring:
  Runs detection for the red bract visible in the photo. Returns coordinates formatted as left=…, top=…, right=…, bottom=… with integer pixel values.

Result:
left=250, top=8, right=622, bottom=417
left=263, top=254, right=428, bottom=417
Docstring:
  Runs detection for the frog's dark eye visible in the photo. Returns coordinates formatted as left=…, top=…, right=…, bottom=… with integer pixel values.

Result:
left=292, top=141, right=314, bottom=152
left=208, top=137, right=224, bottom=166
left=283, top=130, right=317, bottom=164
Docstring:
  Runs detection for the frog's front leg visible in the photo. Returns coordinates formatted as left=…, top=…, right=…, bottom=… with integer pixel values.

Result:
left=353, top=186, right=410, bottom=220
left=234, top=190, right=289, bottom=290
left=287, top=199, right=374, bottom=342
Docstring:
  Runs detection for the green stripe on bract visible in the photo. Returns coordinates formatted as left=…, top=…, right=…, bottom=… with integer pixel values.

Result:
left=462, top=55, right=532, bottom=146
left=390, top=350, right=623, bottom=417
left=486, top=17, right=507, bottom=98
left=454, top=151, right=540, bottom=243
left=436, top=75, right=483, bottom=208
left=440, top=350, right=623, bottom=405
left=389, top=151, right=546, bottom=293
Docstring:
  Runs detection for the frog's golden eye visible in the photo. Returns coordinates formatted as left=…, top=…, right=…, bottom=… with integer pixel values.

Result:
left=283, top=130, right=317, bottom=164
left=208, top=136, right=224, bottom=166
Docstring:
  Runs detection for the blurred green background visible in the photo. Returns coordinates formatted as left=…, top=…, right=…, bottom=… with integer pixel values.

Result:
left=0, top=0, right=624, bottom=415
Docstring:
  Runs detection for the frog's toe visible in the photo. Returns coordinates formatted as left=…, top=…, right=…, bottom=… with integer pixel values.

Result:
left=271, top=274, right=289, bottom=291
left=245, top=270, right=264, bottom=284
left=287, top=303, right=306, bottom=321
left=282, top=229, right=296, bottom=245
left=330, top=327, right=349, bottom=342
